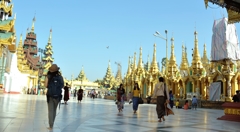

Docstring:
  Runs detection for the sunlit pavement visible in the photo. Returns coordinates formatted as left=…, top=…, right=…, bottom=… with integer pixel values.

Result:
left=0, top=94, right=239, bottom=132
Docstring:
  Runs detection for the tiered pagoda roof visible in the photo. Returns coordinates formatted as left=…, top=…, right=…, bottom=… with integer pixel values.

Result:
left=76, top=66, right=88, bottom=81
left=23, top=17, right=40, bottom=70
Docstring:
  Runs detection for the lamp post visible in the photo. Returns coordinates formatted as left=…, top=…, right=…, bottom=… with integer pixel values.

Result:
left=153, top=30, right=168, bottom=75
left=37, top=48, right=45, bottom=93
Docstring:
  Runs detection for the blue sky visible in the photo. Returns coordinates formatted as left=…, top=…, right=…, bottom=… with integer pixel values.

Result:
left=13, top=0, right=240, bottom=81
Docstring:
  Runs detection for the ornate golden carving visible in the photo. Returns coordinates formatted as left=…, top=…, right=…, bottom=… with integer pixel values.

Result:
left=0, top=19, right=15, bottom=32
left=0, top=1, right=13, bottom=16
left=224, top=108, right=240, bottom=115
left=0, top=35, right=14, bottom=45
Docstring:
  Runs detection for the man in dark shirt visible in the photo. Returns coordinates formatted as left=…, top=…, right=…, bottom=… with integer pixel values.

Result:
left=232, top=90, right=239, bottom=102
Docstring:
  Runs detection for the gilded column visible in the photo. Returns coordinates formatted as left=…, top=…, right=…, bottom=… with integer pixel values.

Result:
left=192, top=81, right=195, bottom=93
left=238, top=80, right=240, bottom=91
left=223, top=80, right=226, bottom=96
left=183, top=82, right=186, bottom=99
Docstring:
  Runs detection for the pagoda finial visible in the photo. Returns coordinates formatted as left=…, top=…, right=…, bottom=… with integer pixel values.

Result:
left=48, top=28, right=52, bottom=44
left=127, top=56, right=132, bottom=75
left=169, top=37, right=176, bottom=61
left=150, top=43, right=159, bottom=73
left=168, top=37, right=177, bottom=70
left=191, top=29, right=202, bottom=69
left=18, top=34, right=23, bottom=48
left=137, top=47, right=143, bottom=69
left=31, top=16, right=36, bottom=32
left=192, top=30, right=201, bottom=61
left=180, top=42, right=189, bottom=70
left=133, top=52, right=137, bottom=71
left=201, top=43, right=209, bottom=68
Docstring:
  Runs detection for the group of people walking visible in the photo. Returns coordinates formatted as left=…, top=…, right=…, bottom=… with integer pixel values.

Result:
left=116, top=77, right=174, bottom=122
left=44, top=64, right=175, bottom=130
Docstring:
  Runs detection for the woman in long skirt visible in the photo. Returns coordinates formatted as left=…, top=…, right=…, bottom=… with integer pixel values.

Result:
left=116, top=84, right=125, bottom=112
left=152, top=77, right=170, bottom=122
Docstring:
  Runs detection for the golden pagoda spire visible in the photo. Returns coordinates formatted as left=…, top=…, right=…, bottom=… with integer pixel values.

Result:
left=150, top=43, right=159, bottom=73
left=180, top=43, right=189, bottom=70
left=127, top=56, right=132, bottom=75
left=48, top=28, right=52, bottom=44
left=192, top=31, right=202, bottom=64
left=201, top=43, right=209, bottom=68
left=169, top=37, right=176, bottom=63
left=168, top=37, right=178, bottom=76
left=137, top=47, right=143, bottom=69
left=18, top=34, right=23, bottom=48
left=31, top=16, right=36, bottom=32
left=133, top=52, right=137, bottom=71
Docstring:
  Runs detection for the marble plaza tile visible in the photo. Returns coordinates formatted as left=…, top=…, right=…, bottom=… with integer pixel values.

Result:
left=0, top=94, right=240, bottom=132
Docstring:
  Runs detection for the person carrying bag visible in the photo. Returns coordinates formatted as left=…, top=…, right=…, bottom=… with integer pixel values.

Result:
left=152, top=77, right=173, bottom=122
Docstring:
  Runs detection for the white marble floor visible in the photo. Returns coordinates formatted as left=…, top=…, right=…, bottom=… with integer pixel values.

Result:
left=0, top=94, right=239, bottom=132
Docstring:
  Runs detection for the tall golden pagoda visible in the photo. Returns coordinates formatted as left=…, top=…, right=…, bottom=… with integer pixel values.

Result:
left=42, top=29, right=54, bottom=69
left=0, top=0, right=16, bottom=85
left=180, top=44, right=189, bottom=73
left=16, top=34, right=30, bottom=72
left=179, top=43, right=190, bottom=98
left=167, top=37, right=180, bottom=94
left=39, top=29, right=54, bottom=86
left=201, top=44, right=209, bottom=71
left=189, top=30, right=205, bottom=99
left=103, top=61, right=115, bottom=88
left=135, top=47, right=145, bottom=88
left=76, top=66, right=87, bottom=81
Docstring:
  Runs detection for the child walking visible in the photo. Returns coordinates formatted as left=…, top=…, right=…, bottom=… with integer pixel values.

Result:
left=175, top=99, right=179, bottom=109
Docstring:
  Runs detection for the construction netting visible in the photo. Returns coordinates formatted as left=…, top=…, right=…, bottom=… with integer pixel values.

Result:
left=211, top=17, right=240, bottom=61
